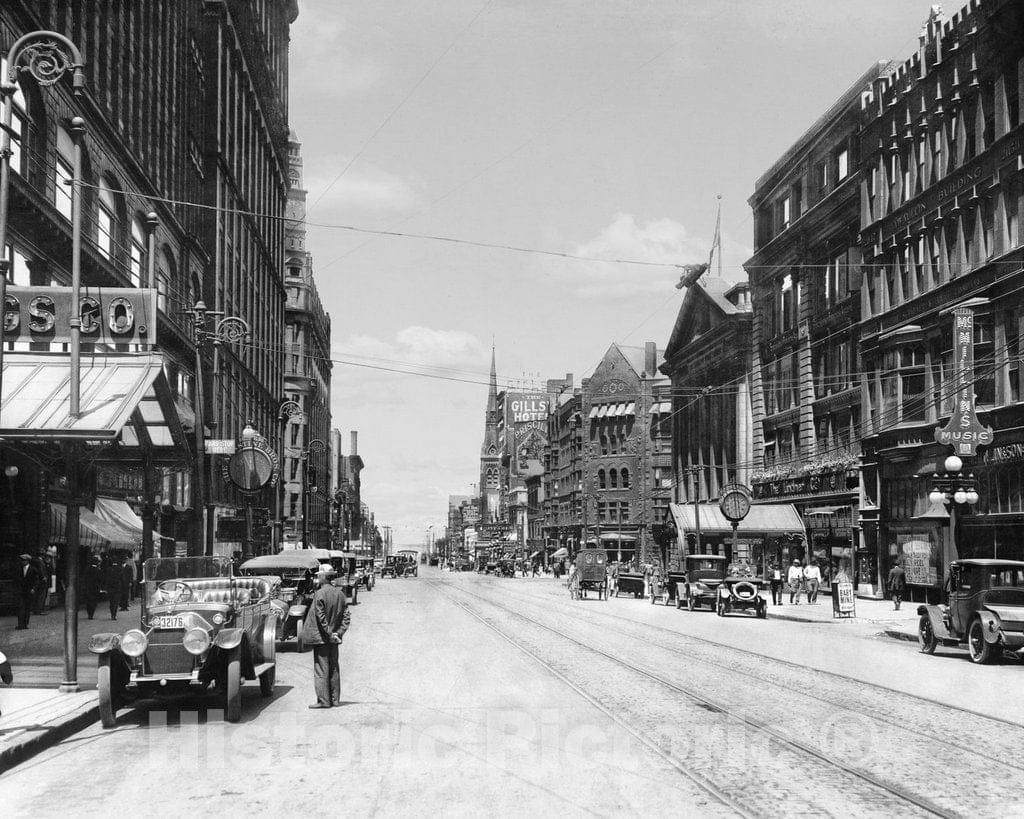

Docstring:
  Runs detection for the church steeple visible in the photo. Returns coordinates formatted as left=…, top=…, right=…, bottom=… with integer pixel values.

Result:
left=479, top=347, right=502, bottom=522
left=486, top=345, right=498, bottom=420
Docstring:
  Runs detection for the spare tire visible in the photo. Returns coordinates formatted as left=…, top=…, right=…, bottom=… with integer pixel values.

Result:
left=733, top=580, right=758, bottom=601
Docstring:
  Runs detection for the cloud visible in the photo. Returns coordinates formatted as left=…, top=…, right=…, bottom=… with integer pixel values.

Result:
left=305, top=164, right=418, bottom=213
left=536, top=213, right=751, bottom=300
left=289, top=13, right=383, bottom=98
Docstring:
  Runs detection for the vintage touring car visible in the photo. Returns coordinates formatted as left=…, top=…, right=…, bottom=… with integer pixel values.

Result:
left=917, top=559, right=1024, bottom=663
left=239, top=551, right=320, bottom=643
left=89, top=556, right=279, bottom=727
left=716, top=562, right=767, bottom=618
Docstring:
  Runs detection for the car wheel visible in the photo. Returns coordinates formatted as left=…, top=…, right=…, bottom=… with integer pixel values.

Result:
left=259, top=665, right=276, bottom=697
left=756, top=601, right=767, bottom=619
left=225, top=647, right=242, bottom=722
left=967, top=619, right=996, bottom=664
left=918, top=614, right=938, bottom=655
left=97, top=655, right=119, bottom=729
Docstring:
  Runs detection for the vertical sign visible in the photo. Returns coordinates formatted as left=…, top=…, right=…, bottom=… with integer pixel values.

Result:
left=934, top=306, right=993, bottom=456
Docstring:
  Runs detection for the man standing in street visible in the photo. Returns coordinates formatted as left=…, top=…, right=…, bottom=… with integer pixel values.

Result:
left=301, top=570, right=351, bottom=709
left=768, top=561, right=783, bottom=606
left=16, top=553, right=42, bottom=629
left=888, top=558, right=907, bottom=610
left=103, top=558, right=123, bottom=620
left=83, top=557, right=103, bottom=619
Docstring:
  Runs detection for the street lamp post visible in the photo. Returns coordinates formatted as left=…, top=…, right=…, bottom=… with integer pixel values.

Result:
left=927, top=454, right=980, bottom=563
left=276, top=400, right=303, bottom=549
left=302, top=438, right=327, bottom=549
left=181, top=301, right=250, bottom=556
left=0, top=32, right=86, bottom=695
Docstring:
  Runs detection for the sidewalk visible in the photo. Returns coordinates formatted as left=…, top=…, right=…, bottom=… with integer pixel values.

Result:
left=765, top=591, right=920, bottom=641
left=0, top=595, right=140, bottom=774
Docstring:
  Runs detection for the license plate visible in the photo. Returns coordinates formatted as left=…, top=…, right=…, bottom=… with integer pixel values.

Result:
left=151, top=615, right=185, bottom=629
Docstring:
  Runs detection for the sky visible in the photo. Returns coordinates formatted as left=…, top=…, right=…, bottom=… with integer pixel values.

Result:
left=288, top=0, right=937, bottom=547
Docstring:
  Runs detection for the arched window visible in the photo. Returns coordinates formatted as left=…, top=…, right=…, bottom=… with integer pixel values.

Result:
left=55, top=126, right=74, bottom=220
left=621, top=468, right=630, bottom=488
left=598, top=469, right=606, bottom=489
left=97, top=177, right=117, bottom=259
left=129, top=215, right=147, bottom=287
left=609, top=468, right=618, bottom=488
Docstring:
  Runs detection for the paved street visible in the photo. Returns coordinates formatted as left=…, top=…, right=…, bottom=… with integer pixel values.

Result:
left=3, top=568, right=1024, bottom=816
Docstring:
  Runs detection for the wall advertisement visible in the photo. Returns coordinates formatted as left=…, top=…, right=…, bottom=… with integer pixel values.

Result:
left=504, top=392, right=551, bottom=476
left=895, top=533, right=939, bottom=586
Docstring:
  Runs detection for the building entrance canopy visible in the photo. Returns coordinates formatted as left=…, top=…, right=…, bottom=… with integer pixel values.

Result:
left=0, top=353, right=191, bottom=465
left=669, top=502, right=805, bottom=538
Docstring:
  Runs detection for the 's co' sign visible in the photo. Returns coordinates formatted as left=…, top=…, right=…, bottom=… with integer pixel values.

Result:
left=2, top=286, right=157, bottom=346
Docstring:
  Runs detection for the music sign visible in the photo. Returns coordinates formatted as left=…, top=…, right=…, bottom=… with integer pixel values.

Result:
left=934, top=306, right=992, bottom=456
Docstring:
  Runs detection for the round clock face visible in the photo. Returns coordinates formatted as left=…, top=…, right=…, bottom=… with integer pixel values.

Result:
left=719, top=489, right=751, bottom=522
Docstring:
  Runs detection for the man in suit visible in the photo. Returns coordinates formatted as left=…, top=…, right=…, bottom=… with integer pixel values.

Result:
left=16, top=554, right=42, bottom=629
left=103, top=558, right=123, bottom=620
left=300, top=571, right=351, bottom=709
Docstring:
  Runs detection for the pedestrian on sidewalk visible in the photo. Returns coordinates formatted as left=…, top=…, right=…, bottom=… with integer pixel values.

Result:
left=803, top=560, right=822, bottom=604
left=787, top=559, right=804, bottom=605
left=103, top=559, right=123, bottom=620
left=768, top=562, right=783, bottom=605
left=15, top=553, right=43, bottom=630
left=119, top=558, right=133, bottom=611
left=301, top=571, right=351, bottom=709
left=83, top=558, right=102, bottom=619
left=888, top=559, right=906, bottom=610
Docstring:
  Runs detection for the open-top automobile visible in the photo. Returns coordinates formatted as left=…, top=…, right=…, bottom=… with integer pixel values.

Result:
left=89, top=556, right=279, bottom=727
left=239, top=551, right=320, bottom=643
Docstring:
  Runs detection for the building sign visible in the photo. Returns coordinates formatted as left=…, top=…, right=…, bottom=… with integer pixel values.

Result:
left=2, top=286, right=157, bottom=346
left=504, top=392, right=551, bottom=476
left=205, top=439, right=237, bottom=455
left=833, top=582, right=856, bottom=615
left=934, top=306, right=993, bottom=456
left=478, top=522, right=512, bottom=538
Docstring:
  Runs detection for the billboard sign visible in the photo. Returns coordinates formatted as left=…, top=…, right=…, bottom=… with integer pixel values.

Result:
left=504, top=392, right=550, bottom=476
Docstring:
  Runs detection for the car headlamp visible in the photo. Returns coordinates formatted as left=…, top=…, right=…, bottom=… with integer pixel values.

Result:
left=183, top=627, right=211, bottom=656
left=121, top=629, right=148, bottom=658
left=211, top=613, right=225, bottom=625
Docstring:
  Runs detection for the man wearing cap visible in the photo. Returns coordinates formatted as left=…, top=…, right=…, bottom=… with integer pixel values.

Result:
left=300, top=570, right=351, bottom=709
left=16, top=553, right=43, bottom=629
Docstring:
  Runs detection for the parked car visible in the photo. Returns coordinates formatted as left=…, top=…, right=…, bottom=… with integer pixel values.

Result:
left=679, top=554, right=728, bottom=611
left=918, top=559, right=1024, bottom=663
left=89, top=556, right=279, bottom=727
left=328, top=550, right=362, bottom=603
left=381, top=555, right=402, bottom=578
left=716, top=562, right=767, bottom=618
left=239, top=551, right=320, bottom=644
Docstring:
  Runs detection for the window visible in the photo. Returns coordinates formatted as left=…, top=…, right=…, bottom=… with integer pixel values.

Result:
left=836, top=148, right=849, bottom=181
left=781, top=274, right=796, bottom=331
left=609, top=469, right=618, bottom=489
left=129, top=216, right=146, bottom=287
left=598, top=469, right=606, bottom=489
left=917, top=134, right=927, bottom=192
left=866, top=164, right=877, bottom=222
left=621, top=468, right=630, bottom=488
left=0, top=60, right=27, bottom=176
left=818, top=160, right=830, bottom=194
left=97, top=179, right=116, bottom=260
left=781, top=196, right=791, bottom=230
left=55, top=127, right=74, bottom=220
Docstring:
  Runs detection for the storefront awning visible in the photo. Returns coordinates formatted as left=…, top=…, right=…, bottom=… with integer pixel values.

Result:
left=599, top=532, right=637, bottom=541
left=804, top=505, right=850, bottom=516
left=94, top=496, right=169, bottom=542
left=669, top=502, right=805, bottom=537
left=50, top=503, right=138, bottom=553
left=649, top=401, right=671, bottom=414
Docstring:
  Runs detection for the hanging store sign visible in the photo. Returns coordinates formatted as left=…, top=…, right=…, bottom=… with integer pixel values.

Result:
left=2, top=286, right=157, bottom=346
left=934, top=306, right=993, bottom=457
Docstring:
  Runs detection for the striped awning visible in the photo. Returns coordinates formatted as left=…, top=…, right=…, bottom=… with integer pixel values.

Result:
left=50, top=503, right=138, bottom=553
left=649, top=401, right=672, bottom=414
left=669, top=502, right=805, bottom=537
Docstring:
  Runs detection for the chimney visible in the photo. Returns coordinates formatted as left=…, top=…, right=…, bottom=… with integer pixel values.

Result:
left=350, top=431, right=358, bottom=457
left=644, top=342, right=657, bottom=377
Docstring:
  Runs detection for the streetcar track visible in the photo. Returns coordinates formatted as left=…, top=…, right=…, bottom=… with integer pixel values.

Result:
left=433, top=580, right=956, bottom=819
left=438, top=588, right=755, bottom=819
left=474, top=579, right=1024, bottom=774
left=485, top=575, right=1024, bottom=728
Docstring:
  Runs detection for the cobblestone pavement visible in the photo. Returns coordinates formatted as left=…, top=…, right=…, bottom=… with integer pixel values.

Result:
left=437, top=576, right=1024, bottom=817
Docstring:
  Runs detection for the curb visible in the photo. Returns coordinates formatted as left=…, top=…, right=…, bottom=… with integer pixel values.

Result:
left=0, top=701, right=99, bottom=776
left=883, top=628, right=919, bottom=643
